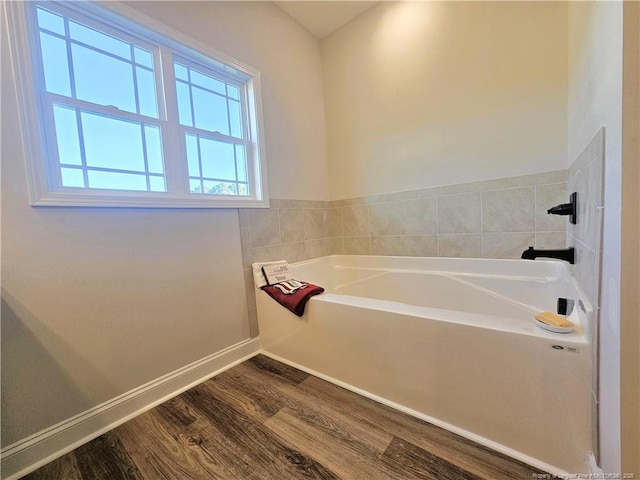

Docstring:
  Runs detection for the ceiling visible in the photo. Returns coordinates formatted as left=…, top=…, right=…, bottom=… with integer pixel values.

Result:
left=273, top=1, right=379, bottom=39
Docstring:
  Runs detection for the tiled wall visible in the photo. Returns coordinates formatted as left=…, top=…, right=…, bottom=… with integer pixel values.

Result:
left=239, top=169, right=569, bottom=335
left=567, top=129, right=604, bottom=310
left=566, top=128, right=604, bottom=461
left=326, top=170, right=568, bottom=259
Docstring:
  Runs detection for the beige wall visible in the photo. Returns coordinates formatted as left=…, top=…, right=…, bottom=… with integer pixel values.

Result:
left=321, top=1, right=568, bottom=200
left=1, top=1, right=325, bottom=446
left=568, top=1, right=624, bottom=473
left=621, top=2, right=640, bottom=476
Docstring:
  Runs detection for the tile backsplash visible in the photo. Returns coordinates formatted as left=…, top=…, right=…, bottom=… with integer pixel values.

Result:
left=240, top=169, right=569, bottom=335
left=326, top=170, right=567, bottom=259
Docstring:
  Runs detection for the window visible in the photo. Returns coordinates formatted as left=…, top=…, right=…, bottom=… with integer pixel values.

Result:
left=7, top=1, right=269, bottom=208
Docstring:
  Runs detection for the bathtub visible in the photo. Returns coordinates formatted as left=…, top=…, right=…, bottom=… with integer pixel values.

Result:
left=255, top=255, right=593, bottom=475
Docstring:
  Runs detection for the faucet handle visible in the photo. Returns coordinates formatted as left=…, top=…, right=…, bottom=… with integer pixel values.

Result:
left=547, top=192, right=577, bottom=225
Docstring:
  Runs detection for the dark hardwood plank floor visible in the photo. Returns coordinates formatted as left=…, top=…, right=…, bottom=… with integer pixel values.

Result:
left=23, top=355, right=547, bottom=480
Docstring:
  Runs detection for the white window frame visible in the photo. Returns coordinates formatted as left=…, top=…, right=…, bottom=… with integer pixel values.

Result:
left=5, top=0, right=269, bottom=208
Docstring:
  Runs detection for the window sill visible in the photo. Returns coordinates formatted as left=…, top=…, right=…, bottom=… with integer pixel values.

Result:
left=31, top=191, right=270, bottom=209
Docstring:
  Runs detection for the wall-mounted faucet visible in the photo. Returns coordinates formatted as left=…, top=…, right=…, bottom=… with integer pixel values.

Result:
left=547, top=192, right=577, bottom=224
left=521, top=246, right=575, bottom=264
left=521, top=192, right=577, bottom=263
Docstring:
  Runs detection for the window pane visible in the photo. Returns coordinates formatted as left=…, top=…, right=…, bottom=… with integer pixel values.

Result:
left=61, top=167, right=85, bottom=188
left=72, top=44, right=136, bottom=113
left=228, top=99, right=242, bottom=138
left=238, top=183, right=249, bottom=196
left=175, top=81, right=193, bottom=127
left=68, top=20, right=131, bottom=60
left=133, top=47, right=153, bottom=68
left=53, top=105, right=82, bottom=166
left=174, top=62, right=188, bottom=81
left=190, top=179, right=202, bottom=194
left=149, top=175, right=165, bottom=192
left=203, top=180, right=237, bottom=196
left=192, top=87, right=228, bottom=134
left=36, top=7, right=65, bottom=35
left=200, top=138, right=235, bottom=181
left=81, top=112, right=145, bottom=172
left=227, top=84, right=240, bottom=101
left=136, top=67, right=158, bottom=117
left=235, top=144, right=247, bottom=182
left=144, top=125, right=164, bottom=174
left=185, top=134, right=200, bottom=176
left=87, top=170, right=147, bottom=191
left=190, top=69, right=225, bottom=95
left=39, top=32, right=71, bottom=96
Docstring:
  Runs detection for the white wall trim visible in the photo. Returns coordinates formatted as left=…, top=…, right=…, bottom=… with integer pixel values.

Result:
left=1, top=337, right=260, bottom=480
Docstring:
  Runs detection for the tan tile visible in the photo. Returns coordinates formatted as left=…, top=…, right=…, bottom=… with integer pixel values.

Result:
left=240, top=227, right=252, bottom=269
left=371, top=236, right=402, bottom=256
left=369, top=202, right=402, bottom=236
left=244, top=268, right=256, bottom=310
left=437, top=193, right=481, bottom=234
left=281, top=242, right=306, bottom=264
left=249, top=208, right=280, bottom=247
left=342, top=205, right=370, bottom=237
left=535, top=232, right=566, bottom=250
left=401, top=235, right=438, bottom=257
left=279, top=209, right=304, bottom=243
left=482, top=233, right=534, bottom=259
left=344, top=237, right=371, bottom=255
left=324, top=208, right=343, bottom=238
left=328, top=237, right=345, bottom=255
left=535, top=183, right=567, bottom=232
left=303, top=208, right=325, bottom=240
left=401, top=198, right=437, bottom=235
left=251, top=244, right=282, bottom=263
left=270, top=199, right=292, bottom=208
left=482, top=188, right=534, bottom=233
left=304, top=239, right=329, bottom=259
left=438, top=234, right=482, bottom=258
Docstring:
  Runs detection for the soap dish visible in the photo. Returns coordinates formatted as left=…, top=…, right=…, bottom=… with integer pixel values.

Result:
left=535, top=319, right=575, bottom=334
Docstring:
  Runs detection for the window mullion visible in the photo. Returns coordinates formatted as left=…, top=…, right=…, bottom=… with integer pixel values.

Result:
left=62, top=16, right=77, bottom=99
left=158, top=46, right=186, bottom=195
left=40, top=94, right=65, bottom=189
left=44, top=93, right=160, bottom=124
left=180, top=124, right=245, bottom=145
left=130, top=44, right=141, bottom=115
left=74, top=108, right=90, bottom=188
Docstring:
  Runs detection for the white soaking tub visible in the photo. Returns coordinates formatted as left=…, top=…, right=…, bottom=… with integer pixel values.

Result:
left=255, top=255, right=593, bottom=475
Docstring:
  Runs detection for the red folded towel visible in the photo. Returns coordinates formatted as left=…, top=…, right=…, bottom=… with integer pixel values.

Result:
left=261, top=281, right=324, bottom=317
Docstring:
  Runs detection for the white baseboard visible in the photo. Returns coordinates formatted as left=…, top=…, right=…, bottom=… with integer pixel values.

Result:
left=1, top=337, right=260, bottom=480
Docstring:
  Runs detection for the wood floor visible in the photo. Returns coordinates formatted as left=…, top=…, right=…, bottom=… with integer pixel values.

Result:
left=24, top=355, right=547, bottom=480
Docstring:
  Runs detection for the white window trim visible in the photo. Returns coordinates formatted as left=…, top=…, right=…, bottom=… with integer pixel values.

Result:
left=5, top=0, right=270, bottom=209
